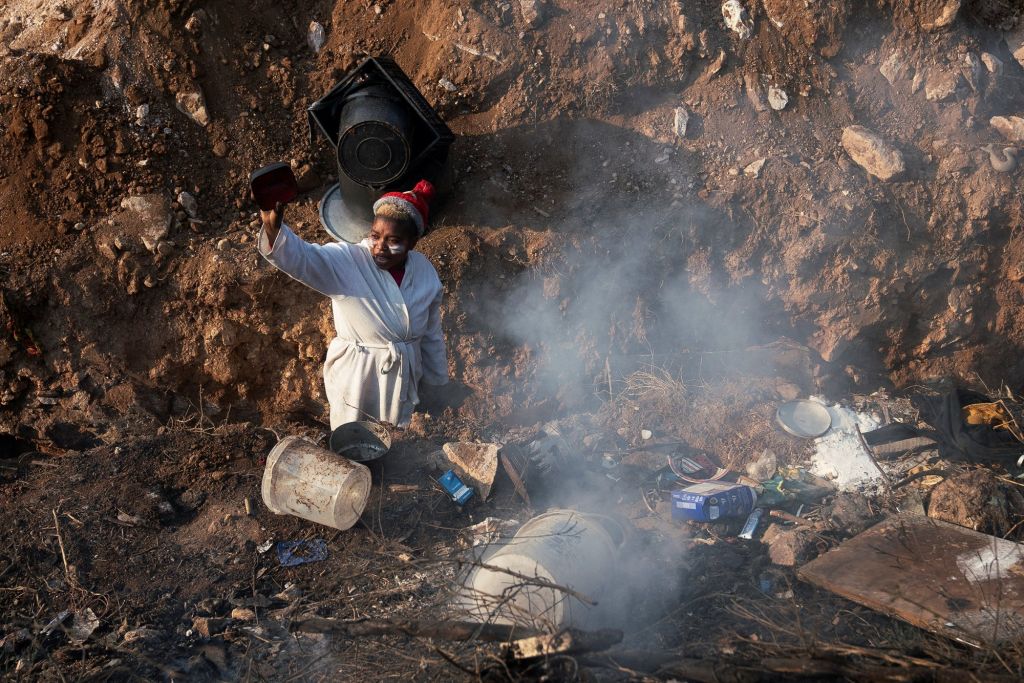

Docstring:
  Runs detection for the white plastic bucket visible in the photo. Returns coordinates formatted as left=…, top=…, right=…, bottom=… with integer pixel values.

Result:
left=460, top=509, right=628, bottom=629
left=261, top=436, right=371, bottom=531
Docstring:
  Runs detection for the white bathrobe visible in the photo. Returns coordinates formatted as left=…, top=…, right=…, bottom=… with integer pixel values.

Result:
left=259, top=224, right=448, bottom=428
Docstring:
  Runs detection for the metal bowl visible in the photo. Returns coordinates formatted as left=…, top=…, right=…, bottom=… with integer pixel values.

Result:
left=328, top=421, right=392, bottom=463
left=776, top=400, right=833, bottom=439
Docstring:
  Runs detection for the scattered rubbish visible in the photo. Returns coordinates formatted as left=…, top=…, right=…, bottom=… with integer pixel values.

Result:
left=67, top=608, right=99, bottom=643
left=261, top=436, right=371, bottom=531
left=276, top=539, right=328, bottom=567
left=115, top=510, right=144, bottom=526
left=738, top=507, right=765, bottom=539
left=808, top=402, right=883, bottom=490
left=800, top=516, right=1024, bottom=645
left=329, top=421, right=392, bottom=463
left=39, top=610, right=71, bottom=637
left=721, top=0, right=753, bottom=40
left=438, top=78, right=458, bottom=92
left=767, top=86, right=788, bottom=111
left=746, top=449, right=778, bottom=481
left=776, top=399, right=832, bottom=438
left=672, top=482, right=757, bottom=522
left=499, top=447, right=532, bottom=506
left=256, top=539, right=274, bottom=554
left=504, top=627, right=623, bottom=660
left=387, top=483, right=419, bottom=493
left=673, top=106, right=689, bottom=138
left=191, top=616, right=227, bottom=638
left=757, top=467, right=835, bottom=507
left=244, top=497, right=253, bottom=516
left=307, top=21, right=326, bottom=53
left=982, top=145, right=1017, bottom=173
left=439, top=469, right=474, bottom=505
left=440, top=442, right=499, bottom=500
left=462, top=517, right=520, bottom=546
left=460, top=510, right=628, bottom=629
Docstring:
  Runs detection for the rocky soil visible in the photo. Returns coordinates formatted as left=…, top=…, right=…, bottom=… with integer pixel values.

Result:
left=2, top=0, right=1024, bottom=679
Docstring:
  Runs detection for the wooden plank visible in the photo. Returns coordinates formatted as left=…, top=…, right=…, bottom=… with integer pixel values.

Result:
left=798, top=516, right=1024, bottom=646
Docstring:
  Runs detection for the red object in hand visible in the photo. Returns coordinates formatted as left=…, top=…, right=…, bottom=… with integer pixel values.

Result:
left=250, top=162, right=299, bottom=210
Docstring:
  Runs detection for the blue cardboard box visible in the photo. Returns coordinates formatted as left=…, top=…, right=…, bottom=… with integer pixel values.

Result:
left=672, top=482, right=756, bottom=522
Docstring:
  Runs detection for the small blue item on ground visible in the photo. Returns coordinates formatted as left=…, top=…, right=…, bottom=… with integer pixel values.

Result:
left=276, top=539, right=328, bottom=567
left=439, top=469, right=474, bottom=505
left=672, top=482, right=757, bottom=522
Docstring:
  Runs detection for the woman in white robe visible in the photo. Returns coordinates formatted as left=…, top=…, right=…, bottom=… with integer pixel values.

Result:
left=258, top=180, right=448, bottom=428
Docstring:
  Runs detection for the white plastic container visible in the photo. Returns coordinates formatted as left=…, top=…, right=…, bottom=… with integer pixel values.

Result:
left=460, top=509, right=628, bottom=629
left=261, top=436, right=371, bottom=531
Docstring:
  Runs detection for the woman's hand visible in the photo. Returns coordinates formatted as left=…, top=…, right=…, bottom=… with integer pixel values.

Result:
left=260, top=202, right=284, bottom=248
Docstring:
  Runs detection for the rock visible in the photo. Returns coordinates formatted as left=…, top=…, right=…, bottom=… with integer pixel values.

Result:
left=519, top=0, right=545, bottom=27
left=981, top=52, right=1003, bottom=74
left=879, top=52, right=907, bottom=85
left=918, top=0, right=960, bottom=31
left=640, top=429, right=653, bottom=440
left=1006, top=25, right=1024, bottom=69
left=191, top=616, right=227, bottom=639
left=767, top=86, right=788, bottom=111
left=990, top=115, right=1024, bottom=143
left=760, top=523, right=816, bottom=566
left=744, top=158, right=766, bottom=178
left=924, top=69, right=959, bottom=101
left=135, top=104, right=149, bottom=123
left=438, top=78, right=458, bottom=92
left=825, top=492, right=877, bottom=535
left=230, top=608, right=257, bottom=622
left=175, top=90, right=210, bottom=127
left=746, top=449, right=777, bottom=481
left=441, top=442, right=500, bottom=500
left=118, top=194, right=173, bottom=252
left=156, top=240, right=175, bottom=257
left=841, top=126, right=905, bottom=181
left=177, top=191, right=198, bottom=218
left=307, top=21, right=326, bottom=53
left=928, top=469, right=1012, bottom=534
left=122, top=627, right=162, bottom=645
left=185, top=12, right=203, bottom=35
left=961, top=53, right=981, bottom=91
left=673, top=106, right=690, bottom=138
left=721, top=0, right=754, bottom=39
left=982, top=144, right=1018, bottom=173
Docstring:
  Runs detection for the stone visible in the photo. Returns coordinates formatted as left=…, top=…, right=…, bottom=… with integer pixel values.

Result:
left=1007, top=25, right=1024, bottom=69
left=307, top=21, right=326, bottom=53
left=191, top=616, right=227, bottom=639
left=721, top=0, right=753, bottom=40
left=519, top=0, right=545, bottom=27
left=185, top=13, right=202, bottom=35
left=981, top=52, right=1003, bottom=74
left=438, top=78, right=458, bottom=92
left=175, top=90, right=210, bottom=127
left=928, top=469, right=1012, bottom=534
left=122, top=627, right=162, bottom=645
left=156, top=240, right=175, bottom=257
left=760, top=523, right=816, bottom=566
left=673, top=106, right=689, bottom=138
left=230, top=608, right=257, bottom=622
left=918, top=0, right=960, bottom=31
left=177, top=191, right=198, bottom=218
left=441, top=442, right=500, bottom=500
left=118, top=194, right=173, bottom=252
left=135, top=104, right=149, bottom=123
left=879, top=52, right=907, bottom=85
left=924, top=69, right=959, bottom=101
left=744, top=158, right=766, bottom=178
left=961, top=53, right=981, bottom=91
left=990, top=115, right=1024, bottom=143
left=767, top=86, right=788, bottom=111
left=841, top=125, right=905, bottom=181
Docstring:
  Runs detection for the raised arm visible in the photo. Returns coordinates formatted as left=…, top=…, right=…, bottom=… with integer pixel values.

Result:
left=258, top=203, right=354, bottom=297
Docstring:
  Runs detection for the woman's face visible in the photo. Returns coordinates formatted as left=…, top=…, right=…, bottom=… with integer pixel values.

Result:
left=368, top=217, right=417, bottom=270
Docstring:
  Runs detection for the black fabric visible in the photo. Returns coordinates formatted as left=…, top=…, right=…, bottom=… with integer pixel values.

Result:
left=916, top=388, right=1024, bottom=464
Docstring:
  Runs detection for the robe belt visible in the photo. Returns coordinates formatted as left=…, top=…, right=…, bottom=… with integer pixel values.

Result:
left=343, top=338, right=423, bottom=402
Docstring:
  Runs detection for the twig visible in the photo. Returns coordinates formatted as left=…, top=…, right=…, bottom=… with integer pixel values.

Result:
left=52, top=506, right=72, bottom=584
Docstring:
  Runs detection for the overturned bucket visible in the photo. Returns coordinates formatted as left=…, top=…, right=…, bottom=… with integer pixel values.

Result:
left=261, top=436, right=371, bottom=531
left=458, top=510, right=629, bottom=630
left=329, top=421, right=392, bottom=463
